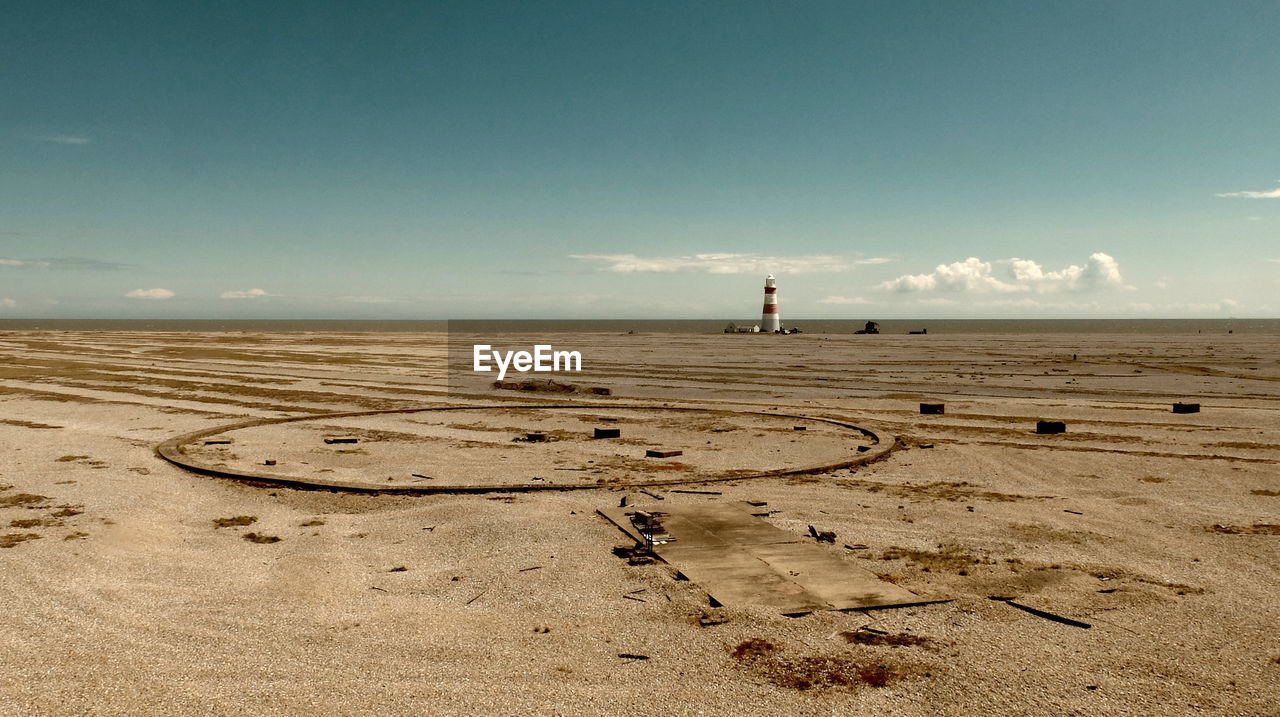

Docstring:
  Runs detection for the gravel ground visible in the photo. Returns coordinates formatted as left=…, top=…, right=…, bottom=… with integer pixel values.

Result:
left=1, top=330, right=1277, bottom=715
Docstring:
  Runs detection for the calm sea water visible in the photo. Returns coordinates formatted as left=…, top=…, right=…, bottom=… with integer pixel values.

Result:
left=1, top=319, right=1278, bottom=334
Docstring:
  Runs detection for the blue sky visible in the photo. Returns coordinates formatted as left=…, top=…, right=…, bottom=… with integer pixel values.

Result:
left=2, top=1, right=1278, bottom=319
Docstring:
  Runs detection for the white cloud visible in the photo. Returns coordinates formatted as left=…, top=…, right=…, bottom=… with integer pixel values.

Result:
left=220, top=288, right=271, bottom=299
left=1215, top=182, right=1280, bottom=199
left=817, top=295, right=869, bottom=305
left=569, top=252, right=890, bottom=275
left=337, top=295, right=411, bottom=304
left=39, top=135, right=90, bottom=145
left=879, top=253, right=1126, bottom=294
left=1269, top=258, right=1280, bottom=264
left=0, top=298, right=15, bottom=308
left=0, top=257, right=128, bottom=270
left=125, top=288, right=174, bottom=300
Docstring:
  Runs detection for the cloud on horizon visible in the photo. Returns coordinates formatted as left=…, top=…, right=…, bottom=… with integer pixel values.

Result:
left=879, top=253, right=1126, bottom=294
left=36, top=135, right=90, bottom=145
left=0, top=298, right=16, bottom=308
left=570, top=252, right=890, bottom=274
left=817, top=295, right=869, bottom=305
left=1, top=257, right=131, bottom=270
left=126, top=288, right=174, bottom=300
left=1215, top=182, right=1280, bottom=199
left=220, top=288, right=272, bottom=299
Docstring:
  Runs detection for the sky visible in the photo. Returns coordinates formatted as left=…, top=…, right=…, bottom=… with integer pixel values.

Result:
left=2, top=0, right=1278, bottom=319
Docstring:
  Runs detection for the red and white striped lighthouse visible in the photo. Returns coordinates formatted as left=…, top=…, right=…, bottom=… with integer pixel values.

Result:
left=761, top=274, right=780, bottom=333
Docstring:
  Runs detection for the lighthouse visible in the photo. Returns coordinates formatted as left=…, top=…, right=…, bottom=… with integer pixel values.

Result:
left=761, top=274, right=780, bottom=333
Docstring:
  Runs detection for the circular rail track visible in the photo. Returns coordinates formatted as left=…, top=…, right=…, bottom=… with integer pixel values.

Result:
left=156, top=404, right=896, bottom=494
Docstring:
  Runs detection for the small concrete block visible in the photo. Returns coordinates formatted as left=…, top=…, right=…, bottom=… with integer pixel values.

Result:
left=1036, top=421, right=1066, bottom=435
left=646, top=449, right=683, bottom=458
left=594, top=428, right=621, bottom=439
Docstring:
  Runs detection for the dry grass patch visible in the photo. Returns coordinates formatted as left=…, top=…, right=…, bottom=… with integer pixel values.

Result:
left=1208, top=523, right=1280, bottom=535
left=729, top=638, right=919, bottom=691
left=0, top=493, right=48, bottom=508
left=877, top=543, right=992, bottom=572
left=837, top=630, right=932, bottom=648
left=0, top=419, right=62, bottom=429
left=243, top=532, right=281, bottom=544
left=1, top=532, right=42, bottom=548
left=55, top=455, right=89, bottom=462
left=213, top=515, right=257, bottom=529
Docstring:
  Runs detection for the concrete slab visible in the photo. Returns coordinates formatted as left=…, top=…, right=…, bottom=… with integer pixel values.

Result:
left=599, top=503, right=933, bottom=614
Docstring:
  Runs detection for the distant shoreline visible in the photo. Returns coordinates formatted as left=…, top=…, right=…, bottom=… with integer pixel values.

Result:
left=1, top=318, right=1278, bottom=334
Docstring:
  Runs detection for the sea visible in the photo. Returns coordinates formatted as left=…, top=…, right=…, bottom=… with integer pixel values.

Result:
left=1, top=319, right=1278, bottom=334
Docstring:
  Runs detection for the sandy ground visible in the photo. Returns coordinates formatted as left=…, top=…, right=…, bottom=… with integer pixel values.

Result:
left=0, top=329, right=1277, bottom=716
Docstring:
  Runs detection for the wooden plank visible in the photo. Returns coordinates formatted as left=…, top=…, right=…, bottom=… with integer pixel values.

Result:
left=598, top=503, right=930, bottom=614
left=748, top=542, right=922, bottom=610
left=658, top=544, right=830, bottom=615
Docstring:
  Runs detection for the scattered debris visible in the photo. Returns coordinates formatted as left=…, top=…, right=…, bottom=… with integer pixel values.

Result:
left=622, top=594, right=646, bottom=602
left=919, top=444, right=934, bottom=449
left=369, top=586, right=387, bottom=592
left=389, top=566, right=408, bottom=572
left=640, top=489, right=664, bottom=501
left=793, top=426, right=807, bottom=431
left=646, top=449, right=683, bottom=458
left=323, top=437, right=359, bottom=444
left=518, top=565, right=543, bottom=573
left=617, top=653, right=649, bottom=661
left=1172, top=403, right=1201, bottom=414
left=204, top=439, right=232, bottom=445
left=464, top=588, right=489, bottom=606
left=494, top=379, right=577, bottom=393
left=612, top=544, right=657, bottom=566
left=264, top=459, right=277, bottom=466
left=594, top=428, right=621, bottom=439
left=670, top=489, right=721, bottom=495
left=525, top=432, right=547, bottom=442
left=920, top=403, right=945, bottom=415
left=808, top=525, right=836, bottom=543
left=989, top=596, right=1091, bottom=629
left=243, top=532, right=281, bottom=544
left=586, top=387, right=612, bottom=396
left=532, top=625, right=551, bottom=633
left=857, top=445, right=871, bottom=452
left=1064, top=509, right=1084, bottom=515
